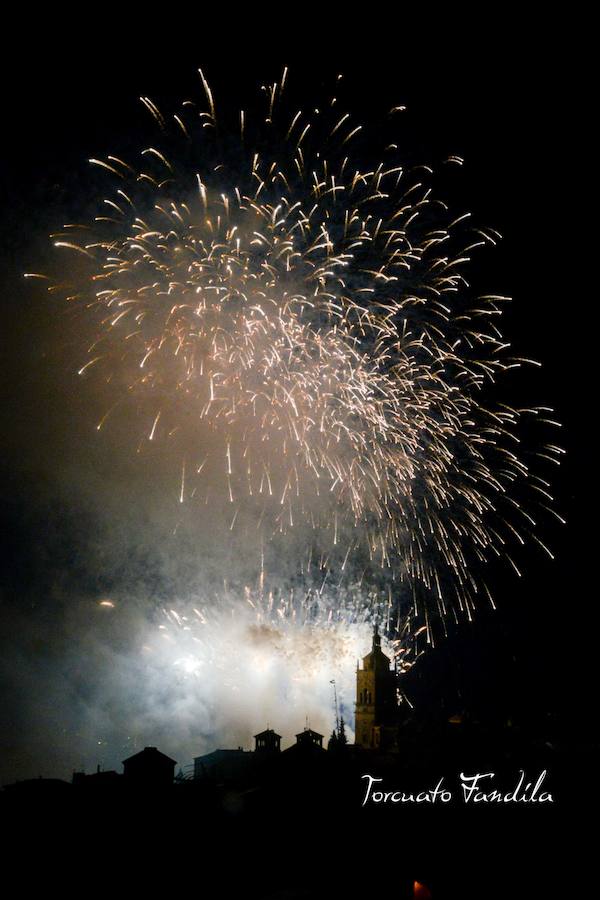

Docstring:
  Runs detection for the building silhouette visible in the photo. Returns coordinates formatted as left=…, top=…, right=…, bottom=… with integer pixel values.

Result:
left=193, top=725, right=327, bottom=780
left=254, top=728, right=281, bottom=753
left=193, top=747, right=252, bottom=781
left=293, top=727, right=323, bottom=750
left=355, top=624, right=399, bottom=750
left=283, top=727, right=325, bottom=758
left=122, top=746, right=177, bottom=787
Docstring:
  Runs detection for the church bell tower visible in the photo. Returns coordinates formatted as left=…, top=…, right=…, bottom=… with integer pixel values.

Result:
left=355, top=625, right=399, bottom=750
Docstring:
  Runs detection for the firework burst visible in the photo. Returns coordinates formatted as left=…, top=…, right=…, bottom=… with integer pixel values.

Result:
left=29, top=67, right=562, bottom=655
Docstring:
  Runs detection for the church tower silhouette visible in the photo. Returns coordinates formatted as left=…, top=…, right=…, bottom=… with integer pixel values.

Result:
left=355, top=625, right=399, bottom=750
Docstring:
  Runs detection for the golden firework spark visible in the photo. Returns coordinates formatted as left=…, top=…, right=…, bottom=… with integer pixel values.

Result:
left=31, top=67, right=562, bottom=644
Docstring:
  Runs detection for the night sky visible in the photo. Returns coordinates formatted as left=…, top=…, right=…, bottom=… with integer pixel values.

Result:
left=0, top=19, right=589, bottom=792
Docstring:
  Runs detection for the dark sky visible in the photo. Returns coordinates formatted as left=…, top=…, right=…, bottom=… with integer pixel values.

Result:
left=0, top=18, right=589, bottom=784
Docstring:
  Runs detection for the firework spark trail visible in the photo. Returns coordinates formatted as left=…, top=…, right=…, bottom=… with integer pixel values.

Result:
left=29, top=68, right=561, bottom=660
